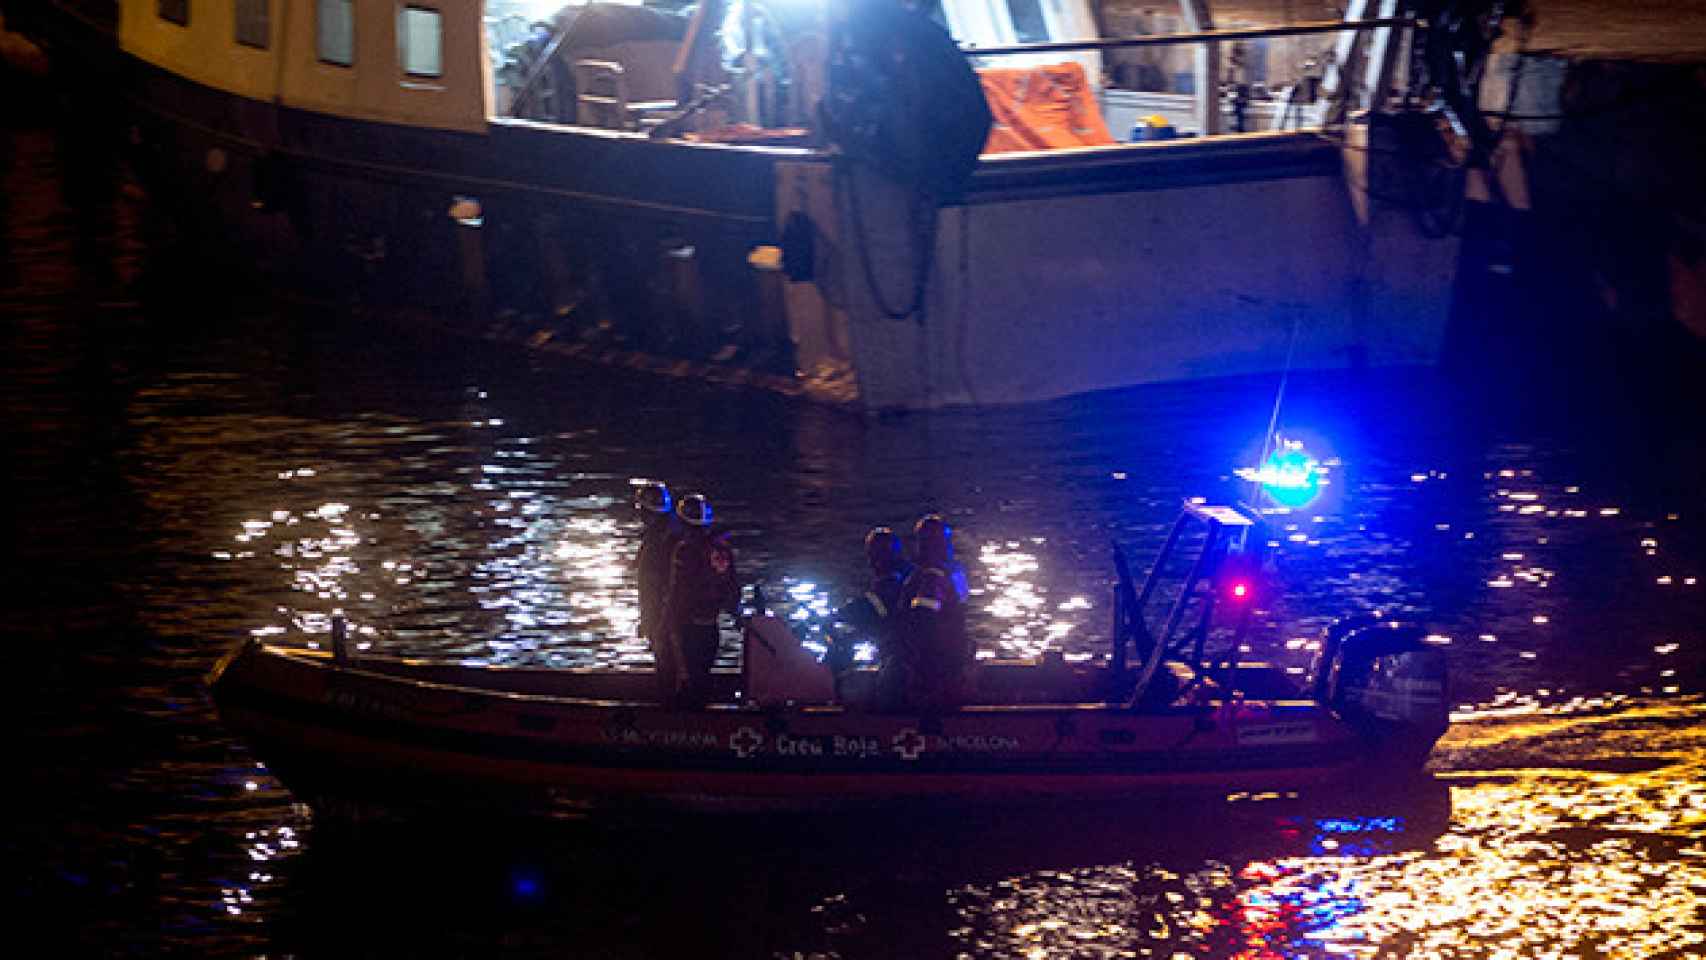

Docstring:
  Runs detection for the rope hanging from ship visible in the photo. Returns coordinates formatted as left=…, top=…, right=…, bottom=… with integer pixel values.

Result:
left=818, top=0, right=991, bottom=323
left=837, top=161, right=938, bottom=322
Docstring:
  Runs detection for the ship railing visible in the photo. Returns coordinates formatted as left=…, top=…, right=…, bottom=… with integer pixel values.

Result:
left=960, top=12, right=1417, bottom=140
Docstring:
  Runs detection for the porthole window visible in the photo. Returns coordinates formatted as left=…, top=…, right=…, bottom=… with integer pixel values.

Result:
left=317, top=0, right=355, bottom=66
left=397, top=6, right=443, bottom=79
left=234, top=0, right=269, bottom=49
left=158, top=0, right=189, bottom=26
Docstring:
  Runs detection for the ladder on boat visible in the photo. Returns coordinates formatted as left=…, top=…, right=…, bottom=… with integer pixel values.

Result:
left=1113, top=501, right=1266, bottom=708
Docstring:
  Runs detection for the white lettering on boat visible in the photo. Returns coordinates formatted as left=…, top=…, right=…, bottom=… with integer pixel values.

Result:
left=709, top=729, right=1025, bottom=761
left=890, top=729, right=1022, bottom=760
left=833, top=735, right=883, bottom=758
left=323, top=688, right=413, bottom=721
left=1236, top=721, right=1319, bottom=746
left=1390, top=678, right=1445, bottom=693
left=941, top=734, right=1021, bottom=752
left=603, top=726, right=724, bottom=750
left=774, top=733, right=824, bottom=757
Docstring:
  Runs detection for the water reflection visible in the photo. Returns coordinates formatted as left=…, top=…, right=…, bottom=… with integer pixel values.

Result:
left=183, top=705, right=1696, bottom=960
left=947, top=701, right=1704, bottom=960
left=255, top=780, right=1451, bottom=959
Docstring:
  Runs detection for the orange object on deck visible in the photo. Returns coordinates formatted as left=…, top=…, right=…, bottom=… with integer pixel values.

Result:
left=978, top=61, right=1117, bottom=155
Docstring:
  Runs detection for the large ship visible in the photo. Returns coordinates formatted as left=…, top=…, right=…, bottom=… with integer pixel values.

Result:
left=18, top=0, right=1463, bottom=408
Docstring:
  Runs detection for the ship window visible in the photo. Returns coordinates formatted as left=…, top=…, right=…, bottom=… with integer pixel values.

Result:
left=397, top=6, right=443, bottom=78
left=317, top=0, right=355, bottom=66
left=234, top=0, right=269, bottom=49
left=158, top=0, right=189, bottom=26
left=1005, top=0, right=1049, bottom=44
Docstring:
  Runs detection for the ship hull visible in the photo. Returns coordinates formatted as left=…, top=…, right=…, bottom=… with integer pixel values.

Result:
left=28, top=2, right=1459, bottom=409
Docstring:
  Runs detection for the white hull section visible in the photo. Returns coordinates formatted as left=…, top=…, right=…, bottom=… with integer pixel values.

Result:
left=782, top=133, right=1458, bottom=409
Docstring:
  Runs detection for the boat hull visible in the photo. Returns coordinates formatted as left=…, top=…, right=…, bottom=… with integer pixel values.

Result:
left=211, top=642, right=1415, bottom=816
left=781, top=134, right=1459, bottom=409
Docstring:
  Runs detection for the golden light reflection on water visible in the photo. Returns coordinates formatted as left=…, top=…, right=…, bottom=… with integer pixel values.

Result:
left=947, top=700, right=1706, bottom=959
left=203, top=428, right=1702, bottom=706
left=1282, top=761, right=1706, bottom=959
left=218, top=438, right=670, bottom=667
left=464, top=481, right=650, bottom=667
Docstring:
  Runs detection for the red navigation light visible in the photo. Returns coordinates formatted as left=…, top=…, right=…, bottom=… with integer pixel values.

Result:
left=1231, top=582, right=1250, bottom=600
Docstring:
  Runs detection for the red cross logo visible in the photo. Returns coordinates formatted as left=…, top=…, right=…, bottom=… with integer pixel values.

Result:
left=892, top=728, right=927, bottom=761
left=730, top=726, right=765, bottom=758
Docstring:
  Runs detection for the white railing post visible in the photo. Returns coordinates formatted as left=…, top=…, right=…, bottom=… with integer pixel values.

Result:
left=1320, top=0, right=1369, bottom=102
left=1178, top=0, right=1219, bottom=136
left=1361, top=0, right=1403, bottom=112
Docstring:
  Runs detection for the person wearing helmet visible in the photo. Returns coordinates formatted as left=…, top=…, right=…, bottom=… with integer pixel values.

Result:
left=894, top=513, right=972, bottom=709
left=831, top=526, right=915, bottom=694
left=662, top=493, right=740, bottom=706
left=633, top=481, right=681, bottom=645
left=862, top=526, right=913, bottom=618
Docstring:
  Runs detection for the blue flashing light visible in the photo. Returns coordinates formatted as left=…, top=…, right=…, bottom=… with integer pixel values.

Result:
left=510, top=870, right=543, bottom=900
left=1314, top=816, right=1404, bottom=834
left=1308, top=815, right=1407, bottom=856
left=1237, top=439, right=1322, bottom=509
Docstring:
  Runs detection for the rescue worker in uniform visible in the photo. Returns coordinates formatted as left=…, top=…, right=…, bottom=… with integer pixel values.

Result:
left=633, top=481, right=684, bottom=699
left=634, top=481, right=680, bottom=640
left=831, top=526, right=913, bottom=695
left=893, top=513, right=971, bottom=710
left=662, top=493, right=740, bottom=706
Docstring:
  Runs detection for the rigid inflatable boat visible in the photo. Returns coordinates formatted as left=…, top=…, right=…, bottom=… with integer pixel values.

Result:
left=208, top=502, right=1449, bottom=815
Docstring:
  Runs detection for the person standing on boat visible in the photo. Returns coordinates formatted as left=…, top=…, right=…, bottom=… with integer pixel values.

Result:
left=832, top=526, right=914, bottom=692
left=663, top=493, right=740, bottom=706
left=634, top=480, right=685, bottom=696
left=894, top=514, right=972, bottom=709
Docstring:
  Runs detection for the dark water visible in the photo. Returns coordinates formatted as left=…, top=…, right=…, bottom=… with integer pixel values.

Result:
left=6, top=121, right=1705, bottom=958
